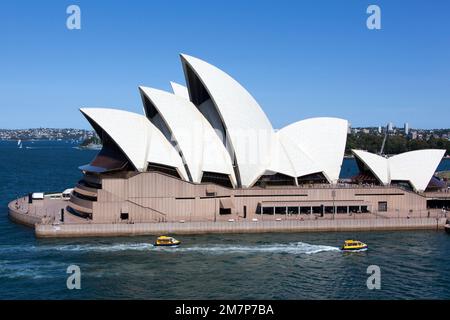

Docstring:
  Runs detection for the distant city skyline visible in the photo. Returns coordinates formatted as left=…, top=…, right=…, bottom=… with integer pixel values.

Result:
left=0, top=1, right=449, bottom=130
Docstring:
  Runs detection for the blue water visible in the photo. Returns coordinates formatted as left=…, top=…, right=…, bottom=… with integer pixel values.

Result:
left=0, top=140, right=449, bottom=299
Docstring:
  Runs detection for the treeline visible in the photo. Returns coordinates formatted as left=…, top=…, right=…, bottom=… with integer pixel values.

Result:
left=80, top=136, right=101, bottom=147
left=345, top=133, right=450, bottom=156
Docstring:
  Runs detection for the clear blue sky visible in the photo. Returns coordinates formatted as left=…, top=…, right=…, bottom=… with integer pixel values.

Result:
left=0, top=0, right=449, bottom=129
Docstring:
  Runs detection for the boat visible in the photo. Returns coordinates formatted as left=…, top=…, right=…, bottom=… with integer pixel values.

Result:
left=154, top=236, right=181, bottom=247
left=17, top=139, right=22, bottom=149
left=341, top=240, right=368, bottom=251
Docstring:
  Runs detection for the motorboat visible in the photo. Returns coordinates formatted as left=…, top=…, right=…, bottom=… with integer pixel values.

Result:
left=341, top=240, right=368, bottom=251
left=154, top=236, right=181, bottom=247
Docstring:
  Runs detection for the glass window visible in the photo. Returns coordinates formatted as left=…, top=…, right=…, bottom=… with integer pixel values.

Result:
left=275, top=207, right=287, bottom=214
left=288, top=207, right=299, bottom=214
left=378, top=202, right=388, bottom=212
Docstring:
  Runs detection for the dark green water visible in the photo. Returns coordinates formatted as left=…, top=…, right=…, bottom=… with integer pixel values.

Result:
left=0, top=140, right=449, bottom=299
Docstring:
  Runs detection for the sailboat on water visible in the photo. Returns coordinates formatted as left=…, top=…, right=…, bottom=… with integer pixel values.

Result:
left=17, top=139, right=22, bottom=149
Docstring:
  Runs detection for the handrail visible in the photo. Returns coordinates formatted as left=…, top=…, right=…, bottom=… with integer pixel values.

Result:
left=126, top=199, right=167, bottom=217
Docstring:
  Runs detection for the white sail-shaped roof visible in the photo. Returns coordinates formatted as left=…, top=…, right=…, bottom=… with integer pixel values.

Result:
left=263, top=134, right=298, bottom=180
left=278, top=117, right=348, bottom=183
left=352, top=149, right=445, bottom=192
left=352, top=150, right=389, bottom=184
left=181, top=53, right=274, bottom=187
left=276, top=132, right=322, bottom=178
left=80, top=108, right=188, bottom=179
left=389, top=150, right=445, bottom=191
left=139, top=87, right=237, bottom=186
left=170, top=81, right=189, bottom=100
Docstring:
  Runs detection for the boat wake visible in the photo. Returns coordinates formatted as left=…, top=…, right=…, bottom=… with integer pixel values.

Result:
left=160, top=242, right=340, bottom=255
left=1, top=241, right=340, bottom=255
left=25, top=146, right=72, bottom=149
left=0, top=260, right=68, bottom=280
left=343, top=248, right=368, bottom=253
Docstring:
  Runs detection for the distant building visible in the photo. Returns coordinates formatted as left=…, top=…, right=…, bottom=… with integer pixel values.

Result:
left=378, top=126, right=382, bottom=134
left=387, top=122, right=394, bottom=132
left=404, top=122, right=409, bottom=135
left=347, top=122, right=352, bottom=134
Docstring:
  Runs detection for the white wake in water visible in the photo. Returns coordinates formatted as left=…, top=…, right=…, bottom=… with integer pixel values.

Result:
left=24, top=146, right=69, bottom=149
left=1, top=242, right=341, bottom=255
left=3, top=242, right=340, bottom=255
left=161, top=242, right=340, bottom=255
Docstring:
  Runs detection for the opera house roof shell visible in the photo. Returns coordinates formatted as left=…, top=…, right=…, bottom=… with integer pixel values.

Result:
left=352, top=149, right=446, bottom=192
left=79, top=54, right=444, bottom=191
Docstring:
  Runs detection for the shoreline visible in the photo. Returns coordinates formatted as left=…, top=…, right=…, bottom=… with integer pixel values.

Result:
left=34, top=218, right=446, bottom=239
left=9, top=199, right=447, bottom=238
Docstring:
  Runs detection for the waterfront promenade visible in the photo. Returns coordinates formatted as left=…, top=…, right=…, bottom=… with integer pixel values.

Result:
left=33, top=217, right=446, bottom=238
left=8, top=194, right=448, bottom=238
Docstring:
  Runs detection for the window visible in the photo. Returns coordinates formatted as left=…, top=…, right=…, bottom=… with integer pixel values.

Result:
left=325, top=206, right=334, bottom=213
left=300, top=207, right=310, bottom=214
left=201, top=172, right=233, bottom=188
left=120, top=212, right=129, bottom=220
left=72, top=190, right=97, bottom=202
left=67, top=205, right=91, bottom=219
left=349, top=206, right=359, bottom=213
left=219, top=208, right=231, bottom=215
left=378, top=201, right=387, bottom=212
left=337, top=206, right=348, bottom=214
left=254, top=173, right=296, bottom=187
left=262, top=207, right=274, bottom=215
left=312, top=206, right=322, bottom=214
left=147, top=163, right=181, bottom=179
left=275, top=207, right=287, bottom=214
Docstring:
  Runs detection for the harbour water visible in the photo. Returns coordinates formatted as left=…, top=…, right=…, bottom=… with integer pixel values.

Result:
left=0, top=140, right=449, bottom=299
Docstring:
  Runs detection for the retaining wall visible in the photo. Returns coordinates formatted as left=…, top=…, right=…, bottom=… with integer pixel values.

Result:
left=35, top=217, right=446, bottom=238
left=8, top=205, right=42, bottom=227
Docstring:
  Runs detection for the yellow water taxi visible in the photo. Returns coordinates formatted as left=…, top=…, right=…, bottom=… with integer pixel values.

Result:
left=154, top=236, right=181, bottom=247
left=341, top=240, right=368, bottom=251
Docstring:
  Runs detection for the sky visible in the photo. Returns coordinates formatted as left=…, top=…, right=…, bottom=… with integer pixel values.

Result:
left=0, top=0, right=449, bottom=130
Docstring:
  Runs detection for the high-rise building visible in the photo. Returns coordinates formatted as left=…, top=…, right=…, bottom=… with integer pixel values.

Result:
left=404, top=122, right=409, bottom=135
left=387, top=122, right=394, bottom=132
